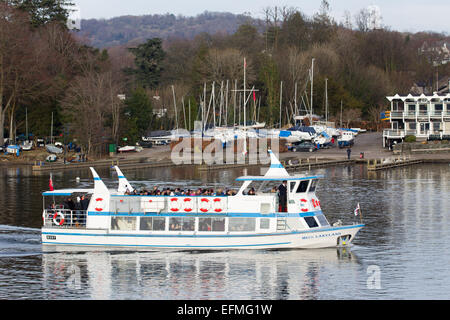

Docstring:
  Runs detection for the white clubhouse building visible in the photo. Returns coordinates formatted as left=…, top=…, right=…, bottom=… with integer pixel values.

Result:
left=383, top=93, right=450, bottom=148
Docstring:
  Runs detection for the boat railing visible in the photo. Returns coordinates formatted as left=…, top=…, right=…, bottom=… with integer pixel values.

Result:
left=43, top=209, right=87, bottom=229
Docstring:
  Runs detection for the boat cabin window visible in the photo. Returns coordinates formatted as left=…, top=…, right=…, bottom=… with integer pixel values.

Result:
left=260, top=218, right=270, bottom=230
left=304, top=216, right=319, bottom=228
left=111, top=217, right=137, bottom=231
left=169, top=217, right=195, bottom=231
left=140, top=217, right=166, bottom=231
left=199, top=217, right=225, bottom=232
left=229, top=218, right=256, bottom=232
left=296, top=181, right=310, bottom=193
left=316, top=214, right=330, bottom=227
left=309, top=180, right=317, bottom=193
left=289, top=182, right=296, bottom=194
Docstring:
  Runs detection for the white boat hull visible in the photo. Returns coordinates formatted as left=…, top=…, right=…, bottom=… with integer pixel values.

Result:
left=42, top=224, right=363, bottom=251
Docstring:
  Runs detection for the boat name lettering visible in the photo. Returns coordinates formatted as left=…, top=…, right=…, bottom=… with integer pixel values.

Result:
left=301, top=232, right=341, bottom=240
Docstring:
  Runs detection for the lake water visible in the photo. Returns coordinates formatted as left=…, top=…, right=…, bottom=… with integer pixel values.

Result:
left=0, top=162, right=449, bottom=300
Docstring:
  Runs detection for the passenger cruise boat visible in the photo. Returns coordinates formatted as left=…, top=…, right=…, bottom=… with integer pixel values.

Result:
left=41, top=152, right=364, bottom=250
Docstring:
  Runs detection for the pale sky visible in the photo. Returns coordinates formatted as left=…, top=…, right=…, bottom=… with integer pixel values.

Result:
left=72, top=0, right=450, bottom=33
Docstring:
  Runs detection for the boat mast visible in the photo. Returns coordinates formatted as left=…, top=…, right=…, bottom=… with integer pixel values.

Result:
left=171, top=85, right=178, bottom=130
left=50, top=112, right=53, bottom=144
left=325, top=78, right=328, bottom=123
left=25, top=108, right=28, bottom=141
left=244, top=57, right=247, bottom=129
left=279, top=81, right=283, bottom=129
left=310, top=58, right=315, bottom=125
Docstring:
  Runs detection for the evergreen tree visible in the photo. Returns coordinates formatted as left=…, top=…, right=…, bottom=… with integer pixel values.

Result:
left=2, top=0, right=74, bottom=27
left=126, top=38, right=166, bottom=90
left=122, top=88, right=154, bottom=143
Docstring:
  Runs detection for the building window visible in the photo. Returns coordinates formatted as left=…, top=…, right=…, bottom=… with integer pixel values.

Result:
left=409, top=123, right=416, bottom=130
left=433, top=122, right=441, bottom=131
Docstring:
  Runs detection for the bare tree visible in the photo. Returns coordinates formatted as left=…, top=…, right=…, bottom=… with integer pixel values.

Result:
left=61, top=71, right=123, bottom=156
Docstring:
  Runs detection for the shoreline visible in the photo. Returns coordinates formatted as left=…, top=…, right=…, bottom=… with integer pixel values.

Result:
left=1, top=132, right=450, bottom=171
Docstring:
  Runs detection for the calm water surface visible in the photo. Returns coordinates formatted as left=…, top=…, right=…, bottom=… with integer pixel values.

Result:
left=0, top=162, right=449, bottom=300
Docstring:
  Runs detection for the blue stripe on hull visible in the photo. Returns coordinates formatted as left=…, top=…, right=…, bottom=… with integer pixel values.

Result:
left=42, top=225, right=364, bottom=239
left=41, top=242, right=292, bottom=248
left=87, top=211, right=322, bottom=218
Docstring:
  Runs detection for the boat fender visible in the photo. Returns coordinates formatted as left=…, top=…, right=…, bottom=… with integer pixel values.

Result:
left=200, top=198, right=211, bottom=213
left=53, top=211, right=65, bottom=226
left=170, top=198, right=180, bottom=212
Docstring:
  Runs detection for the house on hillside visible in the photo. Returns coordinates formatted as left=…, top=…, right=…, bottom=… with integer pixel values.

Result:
left=419, top=40, right=450, bottom=66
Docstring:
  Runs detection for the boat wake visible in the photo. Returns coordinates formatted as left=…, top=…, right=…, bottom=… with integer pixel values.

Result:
left=0, top=225, right=42, bottom=258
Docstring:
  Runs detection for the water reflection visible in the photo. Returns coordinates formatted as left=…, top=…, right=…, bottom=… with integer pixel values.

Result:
left=40, top=248, right=358, bottom=300
left=1, top=163, right=450, bottom=299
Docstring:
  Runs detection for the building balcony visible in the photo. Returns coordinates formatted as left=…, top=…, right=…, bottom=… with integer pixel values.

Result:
left=404, top=111, right=417, bottom=118
left=390, top=111, right=404, bottom=118
left=383, top=129, right=416, bottom=139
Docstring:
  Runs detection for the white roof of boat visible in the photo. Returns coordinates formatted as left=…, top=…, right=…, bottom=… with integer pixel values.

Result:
left=43, top=189, right=94, bottom=196
left=236, top=175, right=324, bottom=182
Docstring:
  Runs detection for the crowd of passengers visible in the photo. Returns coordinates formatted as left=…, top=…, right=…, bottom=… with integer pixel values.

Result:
left=123, top=186, right=277, bottom=197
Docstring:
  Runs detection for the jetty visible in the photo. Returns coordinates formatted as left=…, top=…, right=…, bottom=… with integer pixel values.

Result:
left=366, top=157, right=423, bottom=171
left=31, top=157, right=182, bottom=172
left=198, top=158, right=355, bottom=171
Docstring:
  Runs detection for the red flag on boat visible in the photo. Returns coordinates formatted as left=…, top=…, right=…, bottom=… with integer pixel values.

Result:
left=253, top=91, right=256, bottom=102
left=49, top=174, right=54, bottom=191
left=354, top=203, right=360, bottom=216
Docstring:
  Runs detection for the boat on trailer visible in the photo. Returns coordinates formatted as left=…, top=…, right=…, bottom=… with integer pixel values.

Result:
left=41, top=152, right=364, bottom=250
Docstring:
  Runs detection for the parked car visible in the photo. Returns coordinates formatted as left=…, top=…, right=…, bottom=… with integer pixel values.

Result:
left=138, top=141, right=153, bottom=148
left=289, top=141, right=318, bottom=153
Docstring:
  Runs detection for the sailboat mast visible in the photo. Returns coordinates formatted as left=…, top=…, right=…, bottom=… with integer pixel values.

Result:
left=244, top=57, right=247, bottom=129
left=171, top=85, right=178, bottom=130
left=311, top=58, right=315, bottom=124
left=50, top=112, right=53, bottom=144
left=25, top=108, right=28, bottom=140
left=325, top=78, right=328, bottom=123
left=279, top=81, right=283, bottom=129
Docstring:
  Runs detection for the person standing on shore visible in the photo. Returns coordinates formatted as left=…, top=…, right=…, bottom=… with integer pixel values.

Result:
left=347, top=148, right=352, bottom=160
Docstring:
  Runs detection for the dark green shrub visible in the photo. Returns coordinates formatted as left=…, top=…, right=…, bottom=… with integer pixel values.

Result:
left=404, top=135, right=416, bottom=143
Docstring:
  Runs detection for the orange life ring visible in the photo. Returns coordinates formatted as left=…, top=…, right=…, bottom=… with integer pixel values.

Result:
left=183, top=198, right=194, bottom=213
left=170, top=198, right=180, bottom=212
left=213, top=198, right=224, bottom=213
left=52, top=211, right=65, bottom=226
left=300, top=198, right=309, bottom=212
left=199, top=198, right=211, bottom=213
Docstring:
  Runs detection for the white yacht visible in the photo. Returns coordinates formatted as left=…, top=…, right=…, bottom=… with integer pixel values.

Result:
left=41, top=152, right=364, bottom=250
